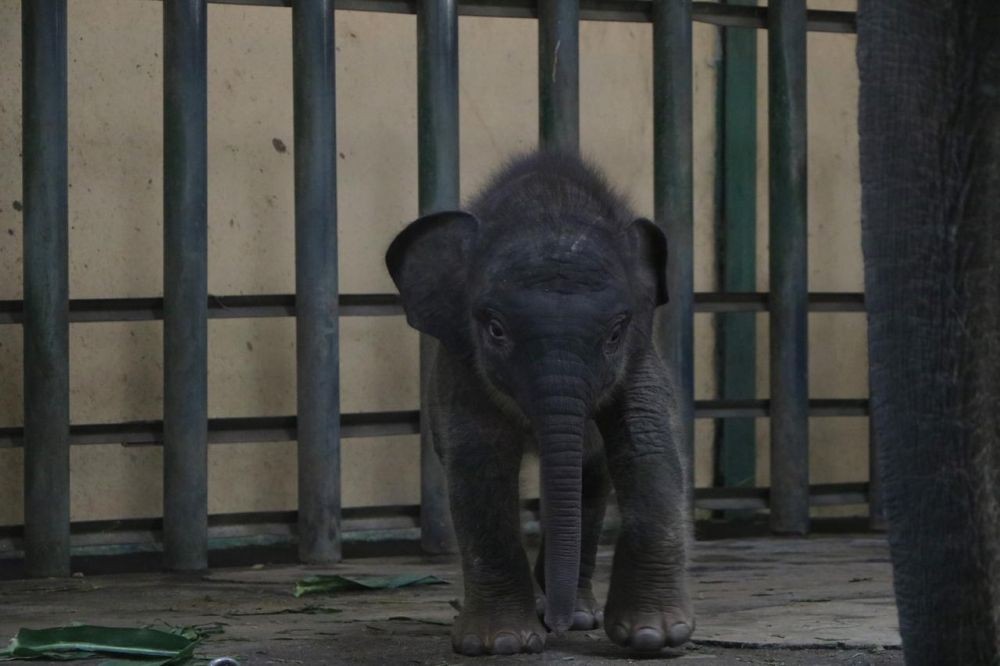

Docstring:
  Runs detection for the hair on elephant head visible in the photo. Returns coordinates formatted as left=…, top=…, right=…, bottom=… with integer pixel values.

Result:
left=386, top=152, right=669, bottom=636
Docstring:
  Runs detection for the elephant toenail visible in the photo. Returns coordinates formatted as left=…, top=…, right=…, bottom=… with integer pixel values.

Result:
left=571, top=611, right=595, bottom=630
left=526, top=634, right=545, bottom=653
left=631, top=626, right=665, bottom=652
left=667, top=622, right=692, bottom=646
left=594, top=609, right=604, bottom=626
left=492, top=633, right=520, bottom=655
left=609, top=624, right=630, bottom=645
left=460, top=635, right=484, bottom=655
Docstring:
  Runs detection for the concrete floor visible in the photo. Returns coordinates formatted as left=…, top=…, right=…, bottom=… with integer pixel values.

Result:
left=0, top=537, right=902, bottom=665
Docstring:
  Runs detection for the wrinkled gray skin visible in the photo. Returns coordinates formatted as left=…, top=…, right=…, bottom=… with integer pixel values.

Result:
left=386, top=153, right=693, bottom=656
left=858, top=1, right=1000, bottom=664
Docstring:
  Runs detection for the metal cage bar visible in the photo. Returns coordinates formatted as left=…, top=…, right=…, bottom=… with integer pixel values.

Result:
left=717, top=0, right=759, bottom=499
left=0, top=397, right=871, bottom=451
left=8, top=0, right=871, bottom=570
left=21, top=0, right=71, bottom=578
left=292, top=0, right=342, bottom=563
left=767, top=0, right=809, bottom=535
left=0, top=481, right=872, bottom=560
left=654, top=0, right=695, bottom=489
left=162, top=0, right=209, bottom=571
left=539, top=0, right=580, bottom=153
left=171, top=0, right=857, bottom=33
left=416, top=0, right=460, bottom=554
left=0, top=291, right=868, bottom=324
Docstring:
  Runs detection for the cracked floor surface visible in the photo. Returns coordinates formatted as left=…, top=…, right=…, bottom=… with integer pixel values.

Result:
left=0, top=536, right=902, bottom=665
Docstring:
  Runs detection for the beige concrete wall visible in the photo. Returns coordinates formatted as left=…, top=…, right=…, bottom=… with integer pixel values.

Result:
left=0, top=0, right=864, bottom=527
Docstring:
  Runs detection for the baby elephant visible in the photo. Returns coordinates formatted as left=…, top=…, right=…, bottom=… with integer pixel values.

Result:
left=385, top=152, right=693, bottom=656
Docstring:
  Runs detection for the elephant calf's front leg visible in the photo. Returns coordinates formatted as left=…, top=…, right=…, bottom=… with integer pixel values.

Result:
left=598, top=361, right=694, bottom=652
left=445, top=444, right=545, bottom=656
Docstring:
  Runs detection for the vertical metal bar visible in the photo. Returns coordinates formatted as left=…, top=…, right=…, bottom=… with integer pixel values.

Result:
left=653, top=0, right=695, bottom=490
left=163, top=0, right=209, bottom=571
left=417, top=0, right=459, bottom=554
left=293, top=0, right=341, bottom=563
left=717, top=1, right=758, bottom=503
left=22, top=0, right=70, bottom=578
left=538, top=0, right=579, bottom=153
left=767, top=0, right=809, bottom=534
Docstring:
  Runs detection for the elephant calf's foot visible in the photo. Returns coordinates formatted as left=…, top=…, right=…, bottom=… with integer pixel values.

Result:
left=451, top=607, right=546, bottom=656
left=604, top=602, right=694, bottom=651
left=535, top=586, right=604, bottom=631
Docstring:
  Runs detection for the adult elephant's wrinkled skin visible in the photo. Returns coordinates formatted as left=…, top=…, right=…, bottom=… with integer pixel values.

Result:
left=385, top=153, right=693, bottom=656
left=857, top=2, right=1000, bottom=664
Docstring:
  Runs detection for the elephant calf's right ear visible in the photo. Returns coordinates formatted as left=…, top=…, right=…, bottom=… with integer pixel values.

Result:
left=385, top=211, right=480, bottom=353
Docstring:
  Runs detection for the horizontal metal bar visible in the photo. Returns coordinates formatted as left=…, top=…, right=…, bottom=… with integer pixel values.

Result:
left=695, top=292, right=865, bottom=313
left=0, top=294, right=400, bottom=324
left=0, top=400, right=866, bottom=449
left=691, top=3, right=854, bottom=33
left=693, top=482, right=869, bottom=511
left=143, top=0, right=856, bottom=32
left=697, top=398, right=869, bottom=418
left=0, top=483, right=871, bottom=559
left=0, top=411, right=420, bottom=448
left=0, top=292, right=865, bottom=325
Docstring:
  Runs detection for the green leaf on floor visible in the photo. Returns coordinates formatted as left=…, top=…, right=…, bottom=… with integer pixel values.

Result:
left=0, top=624, right=215, bottom=664
left=293, top=573, right=449, bottom=598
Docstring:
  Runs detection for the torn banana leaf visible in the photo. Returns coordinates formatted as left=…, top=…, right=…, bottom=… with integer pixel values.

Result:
left=293, top=573, right=448, bottom=598
left=0, top=624, right=205, bottom=664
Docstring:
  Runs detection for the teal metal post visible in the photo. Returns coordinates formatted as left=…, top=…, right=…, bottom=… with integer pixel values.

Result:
left=417, top=0, right=459, bottom=553
left=716, top=0, right=758, bottom=501
left=654, top=0, right=695, bottom=487
left=539, top=0, right=579, bottom=153
left=22, top=0, right=71, bottom=578
left=293, top=0, right=341, bottom=563
left=163, top=0, right=209, bottom=571
left=768, top=0, right=809, bottom=534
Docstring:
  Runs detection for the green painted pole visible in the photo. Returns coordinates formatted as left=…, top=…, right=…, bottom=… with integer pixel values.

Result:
left=654, top=0, right=695, bottom=489
left=22, top=0, right=71, bottom=578
left=539, top=0, right=579, bottom=153
left=163, top=0, right=209, bottom=571
left=417, top=0, right=459, bottom=554
left=716, top=0, right=758, bottom=501
left=768, top=0, right=809, bottom=535
left=293, top=0, right=341, bottom=563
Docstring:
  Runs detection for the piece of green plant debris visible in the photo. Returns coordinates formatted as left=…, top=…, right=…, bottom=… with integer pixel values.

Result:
left=0, top=623, right=220, bottom=665
left=293, top=573, right=448, bottom=598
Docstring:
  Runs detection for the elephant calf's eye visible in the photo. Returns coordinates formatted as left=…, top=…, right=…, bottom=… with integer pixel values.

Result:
left=605, top=319, right=628, bottom=353
left=487, top=319, right=506, bottom=342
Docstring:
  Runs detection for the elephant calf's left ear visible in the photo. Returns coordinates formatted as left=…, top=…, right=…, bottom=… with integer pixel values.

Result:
left=630, top=217, right=669, bottom=306
left=385, top=210, right=480, bottom=354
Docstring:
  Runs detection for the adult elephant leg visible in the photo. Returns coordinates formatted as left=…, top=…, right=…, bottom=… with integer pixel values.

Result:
left=534, top=421, right=610, bottom=630
left=857, top=2, right=1000, bottom=663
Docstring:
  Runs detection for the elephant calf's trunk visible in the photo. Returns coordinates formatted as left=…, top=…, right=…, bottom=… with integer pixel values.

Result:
left=537, top=405, right=585, bottom=634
